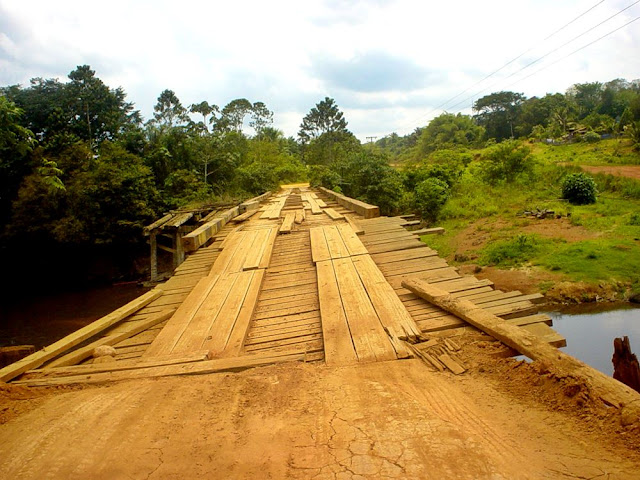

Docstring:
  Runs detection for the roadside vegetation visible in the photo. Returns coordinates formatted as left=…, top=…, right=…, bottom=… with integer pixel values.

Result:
left=2, top=68, right=640, bottom=299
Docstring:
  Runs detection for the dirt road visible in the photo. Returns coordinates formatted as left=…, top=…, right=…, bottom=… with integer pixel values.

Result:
left=1, top=359, right=639, bottom=479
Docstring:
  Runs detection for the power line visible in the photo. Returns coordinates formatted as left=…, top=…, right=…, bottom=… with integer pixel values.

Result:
left=507, top=14, right=640, bottom=89
left=443, top=7, right=640, bottom=113
left=386, top=0, right=607, bottom=136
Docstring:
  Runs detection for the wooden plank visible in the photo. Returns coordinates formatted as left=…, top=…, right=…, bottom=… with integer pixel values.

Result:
left=336, top=223, right=368, bottom=257
left=316, top=260, right=358, bottom=366
left=332, top=258, right=397, bottom=362
left=365, top=239, right=426, bottom=254
left=279, top=211, right=296, bottom=234
left=204, top=270, right=257, bottom=354
left=310, top=227, right=331, bottom=264
left=258, top=227, right=279, bottom=269
left=17, top=352, right=308, bottom=387
left=294, top=209, right=305, bottom=224
left=0, top=289, right=163, bottom=382
left=352, top=255, right=422, bottom=341
left=143, top=276, right=220, bottom=357
left=324, top=208, right=344, bottom=220
left=231, top=209, right=258, bottom=223
left=47, top=310, right=174, bottom=368
left=412, top=227, right=445, bottom=236
left=345, top=215, right=364, bottom=235
left=318, top=187, right=380, bottom=218
left=323, top=225, right=350, bottom=260
left=242, top=228, right=272, bottom=271
left=171, top=273, right=241, bottom=353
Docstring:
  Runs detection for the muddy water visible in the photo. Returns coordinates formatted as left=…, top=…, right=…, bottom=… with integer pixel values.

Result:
left=546, top=304, right=640, bottom=375
left=0, top=283, right=150, bottom=349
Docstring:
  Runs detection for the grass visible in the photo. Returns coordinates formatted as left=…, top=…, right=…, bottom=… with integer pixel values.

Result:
left=418, top=139, right=640, bottom=292
left=529, top=138, right=640, bottom=166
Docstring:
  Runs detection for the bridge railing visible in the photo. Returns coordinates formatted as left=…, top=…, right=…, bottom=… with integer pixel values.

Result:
left=318, top=187, right=380, bottom=219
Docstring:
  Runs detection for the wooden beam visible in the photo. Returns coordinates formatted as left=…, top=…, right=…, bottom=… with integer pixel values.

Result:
left=46, top=309, right=174, bottom=368
left=318, top=187, right=380, bottom=218
left=16, top=351, right=308, bottom=387
left=401, top=278, right=640, bottom=413
left=0, top=289, right=163, bottom=382
left=411, top=227, right=445, bottom=236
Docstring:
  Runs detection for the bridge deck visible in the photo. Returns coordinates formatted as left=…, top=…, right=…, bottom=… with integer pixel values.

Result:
left=8, top=186, right=564, bottom=386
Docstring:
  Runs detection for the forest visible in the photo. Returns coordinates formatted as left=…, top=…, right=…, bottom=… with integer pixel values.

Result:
left=1, top=66, right=640, bottom=289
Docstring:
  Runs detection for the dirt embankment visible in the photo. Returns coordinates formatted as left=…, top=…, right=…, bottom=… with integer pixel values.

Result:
left=578, top=165, right=640, bottom=180
left=450, top=216, right=632, bottom=304
left=1, top=355, right=639, bottom=479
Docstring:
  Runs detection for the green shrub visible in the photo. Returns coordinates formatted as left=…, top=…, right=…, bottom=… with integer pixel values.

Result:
left=479, top=140, right=533, bottom=184
left=481, top=234, right=543, bottom=267
left=561, top=172, right=597, bottom=205
left=415, top=178, right=450, bottom=223
left=582, top=131, right=601, bottom=143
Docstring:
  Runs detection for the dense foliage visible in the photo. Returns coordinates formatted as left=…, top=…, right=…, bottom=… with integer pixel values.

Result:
left=2, top=66, right=639, bottom=285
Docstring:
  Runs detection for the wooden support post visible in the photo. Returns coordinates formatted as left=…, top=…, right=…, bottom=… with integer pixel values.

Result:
left=150, top=231, right=159, bottom=282
left=173, top=229, right=185, bottom=269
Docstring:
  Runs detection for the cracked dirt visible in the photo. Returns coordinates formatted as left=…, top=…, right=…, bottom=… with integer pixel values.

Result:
left=1, top=359, right=639, bottom=479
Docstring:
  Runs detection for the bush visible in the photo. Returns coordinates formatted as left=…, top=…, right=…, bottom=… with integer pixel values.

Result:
left=561, top=172, right=597, bottom=205
left=479, top=140, right=533, bottom=184
left=415, top=178, right=450, bottom=223
left=582, top=131, right=601, bottom=143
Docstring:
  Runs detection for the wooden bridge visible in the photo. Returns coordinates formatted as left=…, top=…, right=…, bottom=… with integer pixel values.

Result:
left=0, top=185, right=565, bottom=386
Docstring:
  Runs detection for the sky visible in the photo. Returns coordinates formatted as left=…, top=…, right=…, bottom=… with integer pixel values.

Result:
left=1, top=0, right=639, bottom=141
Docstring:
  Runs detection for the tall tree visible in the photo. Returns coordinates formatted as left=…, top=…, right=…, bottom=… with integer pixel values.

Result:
left=217, top=98, right=252, bottom=133
left=473, top=91, right=525, bottom=141
left=250, top=101, right=273, bottom=137
left=190, top=101, right=219, bottom=134
left=152, top=89, right=188, bottom=129
left=298, top=97, right=349, bottom=144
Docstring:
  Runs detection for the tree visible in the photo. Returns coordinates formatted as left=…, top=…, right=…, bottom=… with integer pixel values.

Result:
left=298, top=97, right=349, bottom=144
left=567, top=82, right=603, bottom=119
left=473, top=91, right=525, bottom=141
left=250, top=101, right=273, bottom=137
left=217, top=98, right=252, bottom=133
left=152, top=89, right=188, bottom=129
left=416, top=113, right=484, bottom=155
left=0, top=96, right=36, bottom=226
left=479, top=140, right=533, bottom=184
left=189, top=101, right=219, bottom=134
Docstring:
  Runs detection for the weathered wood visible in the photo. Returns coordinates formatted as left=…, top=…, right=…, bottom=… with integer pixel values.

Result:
left=279, top=211, right=296, bottom=234
left=324, top=208, right=345, bottom=220
left=332, top=257, right=397, bottom=362
left=231, top=209, right=258, bottom=223
left=336, top=223, right=368, bottom=257
left=46, top=310, right=174, bottom=368
left=0, top=289, right=163, bottom=382
left=411, top=227, right=445, bottom=236
left=17, top=351, right=308, bottom=387
left=294, top=209, right=306, bottom=224
left=345, top=215, right=364, bottom=235
left=310, top=227, right=331, bottom=264
left=352, top=255, right=422, bottom=341
left=318, top=187, right=380, bottom=219
left=316, top=260, right=359, bottom=366
left=613, top=336, right=640, bottom=393
left=402, top=278, right=640, bottom=413
left=145, top=213, right=174, bottom=234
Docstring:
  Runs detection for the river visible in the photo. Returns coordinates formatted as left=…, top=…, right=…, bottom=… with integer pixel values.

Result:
left=546, top=304, right=640, bottom=375
left=0, top=283, right=150, bottom=350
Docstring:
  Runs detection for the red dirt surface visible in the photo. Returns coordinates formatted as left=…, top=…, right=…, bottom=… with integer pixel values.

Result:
left=1, top=358, right=639, bottom=479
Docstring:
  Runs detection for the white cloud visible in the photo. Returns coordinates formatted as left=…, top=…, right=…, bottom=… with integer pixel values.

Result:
left=1, top=0, right=638, bottom=141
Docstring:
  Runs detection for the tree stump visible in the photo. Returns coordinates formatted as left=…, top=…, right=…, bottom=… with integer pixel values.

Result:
left=613, top=336, right=640, bottom=393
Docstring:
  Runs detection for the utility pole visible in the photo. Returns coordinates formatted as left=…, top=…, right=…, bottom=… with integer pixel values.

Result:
left=366, top=136, right=377, bottom=145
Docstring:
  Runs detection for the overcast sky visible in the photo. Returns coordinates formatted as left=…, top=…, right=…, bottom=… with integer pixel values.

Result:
left=1, top=0, right=639, bottom=141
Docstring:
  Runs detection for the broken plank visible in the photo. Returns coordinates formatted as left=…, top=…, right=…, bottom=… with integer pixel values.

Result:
left=279, top=211, right=296, bottom=234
